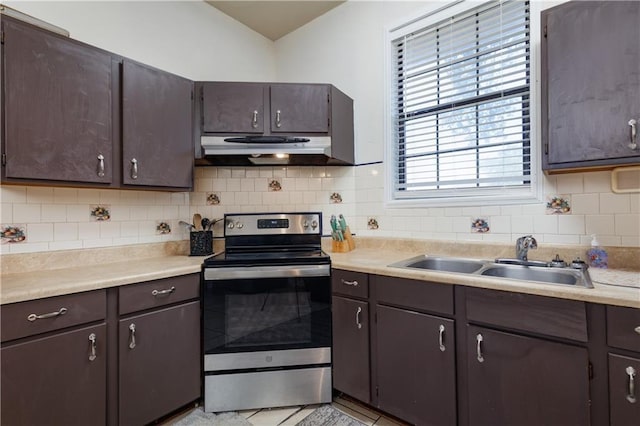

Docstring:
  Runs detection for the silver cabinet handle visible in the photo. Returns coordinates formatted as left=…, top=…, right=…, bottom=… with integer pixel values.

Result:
left=152, top=286, right=175, bottom=296
left=627, top=366, right=637, bottom=403
left=476, top=333, right=484, bottom=363
left=439, top=324, right=446, bottom=352
left=88, top=333, right=97, bottom=361
left=341, top=279, right=358, bottom=287
left=130, top=158, right=138, bottom=179
left=634, top=326, right=640, bottom=335
left=97, top=154, right=105, bottom=177
left=275, top=110, right=282, bottom=128
left=355, top=306, right=362, bottom=329
left=252, top=110, right=259, bottom=128
left=629, top=119, right=638, bottom=150
left=27, top=307, right=67, bottom=322
left=128, top=323, right=136, bottom=349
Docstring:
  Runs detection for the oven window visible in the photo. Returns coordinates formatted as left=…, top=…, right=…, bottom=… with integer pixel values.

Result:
left=203, top=276, right=331, bottom=354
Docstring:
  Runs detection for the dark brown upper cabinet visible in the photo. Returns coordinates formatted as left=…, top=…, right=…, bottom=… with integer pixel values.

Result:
left=201, top=82, right=329, bottom=136
left=1, top=16, right=114, bottom=185
left=542, top=1, right=640, bottom=172
left=1, top=16, right=195, bottom=190
left=122, top=60, right=193, bottom=189
left=202, top=82, right=265, bottom=134
left=270, top=84, right=329, bottom=133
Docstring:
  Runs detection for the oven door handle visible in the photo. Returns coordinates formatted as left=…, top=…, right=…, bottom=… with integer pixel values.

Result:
left=204, top=264, right=330, bottom=280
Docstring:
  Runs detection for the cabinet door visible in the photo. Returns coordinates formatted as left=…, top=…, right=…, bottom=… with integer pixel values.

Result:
left=202, top=82, right=265, bottom=133
left=119, top=301, right=200, bottom=425
left=122, top=60, right=193, bottom=188
left=1, top=324, right=107, bottom=426
left=332, top=296, right=370, bottom=403
left=376, top=305, right=456, bottom=425
left=544, top=1, right=640, bottom=167
left=467, top=325, right=590, bottom=426
left=2, top=18, right=113, bottom=184
left=609, top=353, right=640, bottom=426
left=270, top=84, right=330, bottom=133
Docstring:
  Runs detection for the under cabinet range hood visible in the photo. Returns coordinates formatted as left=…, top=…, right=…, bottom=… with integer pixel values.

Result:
left=199, top=135, right=350, bottom=166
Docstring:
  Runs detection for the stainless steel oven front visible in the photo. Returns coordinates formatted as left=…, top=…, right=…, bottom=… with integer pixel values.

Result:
left=202, top=214, right=332, bottom=413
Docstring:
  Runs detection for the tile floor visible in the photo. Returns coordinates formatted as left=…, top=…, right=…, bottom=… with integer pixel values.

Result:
left=164, top=395, right=409, bottom=426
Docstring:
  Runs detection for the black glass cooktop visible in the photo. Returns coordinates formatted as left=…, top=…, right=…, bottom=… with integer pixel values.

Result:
left=203, top=248, right=330, bottom=268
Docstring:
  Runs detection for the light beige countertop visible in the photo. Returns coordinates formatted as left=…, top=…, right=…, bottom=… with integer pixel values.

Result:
left=2, top=238, right=639, bottom=308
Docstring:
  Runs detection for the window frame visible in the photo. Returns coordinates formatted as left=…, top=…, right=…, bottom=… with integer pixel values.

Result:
left=384, top=0, right=543, bottom=208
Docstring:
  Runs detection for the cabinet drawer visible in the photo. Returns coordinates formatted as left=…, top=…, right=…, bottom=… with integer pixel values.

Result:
left=332, top=269, right=368, bottom=299
left=1, top=290, right=106, bottom=342
left=607, top=306, right=640, bottom=352
left=466, top=288, right=588, bottom=342
left=119, top=274, right=199, bottom=315
left=373, top=275, right=453, bottom=315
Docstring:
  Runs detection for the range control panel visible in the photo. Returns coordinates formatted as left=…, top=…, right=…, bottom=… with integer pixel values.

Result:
left=224, top=213, right=321, bottom=236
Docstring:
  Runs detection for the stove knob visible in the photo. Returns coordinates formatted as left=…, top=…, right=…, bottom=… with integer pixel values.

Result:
left=227, top=222, right=235, bottom=229
left=236, top=222, right=244, bottom=229
left=311, top=220, right=318, bottom=230
left=303, top=221, right=310, bottom=229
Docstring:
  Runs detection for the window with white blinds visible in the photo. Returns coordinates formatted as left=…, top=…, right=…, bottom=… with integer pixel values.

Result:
left=389, top=0, right=535, bottom=204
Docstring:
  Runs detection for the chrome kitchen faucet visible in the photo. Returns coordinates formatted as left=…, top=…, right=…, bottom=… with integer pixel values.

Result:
left=516, top=235, right=538, bottom=261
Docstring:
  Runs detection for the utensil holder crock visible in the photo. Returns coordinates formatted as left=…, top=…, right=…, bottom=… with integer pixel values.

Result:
left=190, top=231, right=213, bottom=256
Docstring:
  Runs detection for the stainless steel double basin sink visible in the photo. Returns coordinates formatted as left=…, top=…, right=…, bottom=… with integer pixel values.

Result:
left=388, top=255, right=593, bottom=288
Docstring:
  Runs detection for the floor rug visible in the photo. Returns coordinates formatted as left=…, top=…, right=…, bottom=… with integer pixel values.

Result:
left=169, top=405, right=368, bottom=426
left=294, top=405, right=368, bottom=426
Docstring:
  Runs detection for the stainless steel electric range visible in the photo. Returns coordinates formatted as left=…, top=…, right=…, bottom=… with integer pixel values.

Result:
left=201, top=212, right=332, bottom=413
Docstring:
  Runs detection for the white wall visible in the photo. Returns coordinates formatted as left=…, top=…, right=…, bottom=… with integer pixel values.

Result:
left=3, top=0, right=277, bottom=81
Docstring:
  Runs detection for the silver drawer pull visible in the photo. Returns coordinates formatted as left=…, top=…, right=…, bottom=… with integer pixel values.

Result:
left=88, top=333, right=97, bottom=361
left=27, top=307, right=68, bottom=322
left=130, top=158, right=138, bottom=179
left=629, top=119, right=638, bottom=150
left=97, top=154, right=105, bottom=177
left=128, top=323, right=136, bottom=349
left=252, top=110, right=259, bottom=128
left=355, top=306, right=362, bottom=329
left=275, top=110, right=282, bottom=128
left=627, top=366, right=637, bottom=404
left=151, top=286, right=176, bottom=297
left=476, top=333, right=484, bottom=363
left=341, top=279, right=358, bottom=287
left=439, top=324, right=446, bottom=352
left=634, top=326, right=640, bottom=335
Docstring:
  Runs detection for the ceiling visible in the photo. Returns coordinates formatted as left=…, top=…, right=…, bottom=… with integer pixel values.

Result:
left=206, top=1, right=345, bottom=41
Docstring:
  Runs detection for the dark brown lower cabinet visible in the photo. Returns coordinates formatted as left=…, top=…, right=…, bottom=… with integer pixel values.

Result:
left=609, top=353, right=640, bottom=426
left=467, top=325, right=590, bottom=426
left=118, top=301, right=200, bottom=426
left=1, top=324, right=107, bottom=426
left=376, top=305, right=456, bottom=426
left=332, top=295, right=370, bottom=404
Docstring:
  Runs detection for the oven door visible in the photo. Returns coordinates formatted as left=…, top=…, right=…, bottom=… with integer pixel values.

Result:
left=202, top=264, right=331, bottom=357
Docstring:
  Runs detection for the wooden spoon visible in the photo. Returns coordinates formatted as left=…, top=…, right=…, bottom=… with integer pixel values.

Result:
left=193, top=213, right=202, bottom=231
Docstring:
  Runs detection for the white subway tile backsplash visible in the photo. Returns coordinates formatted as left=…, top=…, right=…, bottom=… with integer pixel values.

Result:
left=27, top=223, right=54, bottom=242
left=533, top=215, right=558, bottom=234
left=571, top=194, right=600, bottom=215
left=14, top=204, right=41, bottom=223
left=556, top=174, right=584, bottom=194
left=585, top=215, right=615, bottom=235
left=1, top=186, right=27, bottom=203
left=558, top=215, right=586, bottom=235
left=615, top=214, right=640, bottom=236
left=53, top=188, right=78, bottom=204
left=26, top=187, right=53, bottom=204
left=2, top=164, right=639, bottom=254
left=600, top=193, right=630, bottom=214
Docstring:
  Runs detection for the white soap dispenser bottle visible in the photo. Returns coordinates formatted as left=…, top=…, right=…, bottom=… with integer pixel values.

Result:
left=586, top=234, right=608, bottom=269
